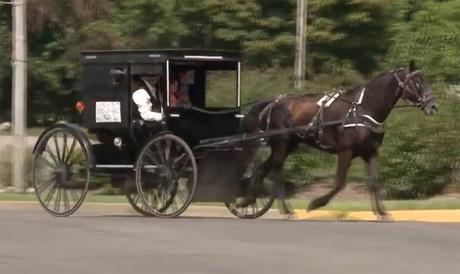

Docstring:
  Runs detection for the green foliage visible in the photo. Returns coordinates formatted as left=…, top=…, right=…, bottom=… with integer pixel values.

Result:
left=379, top=86, right=460, bottom=198
left=177, top=0, right=296, bottom=67
left=387, top=0, right=460, bottom=82
left=308, top=0, right=391, bottom=74
left=0, top=23, right=10, bottom=77
left=113, top=0, right=186, bottom=48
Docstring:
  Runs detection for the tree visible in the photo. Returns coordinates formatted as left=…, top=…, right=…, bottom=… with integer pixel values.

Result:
left=177, top=0, right=297, bottom=68
left=25, top=0, right=118, bottom=124
left=112, top=0, right=186, bottom=48
left=386, top=0, right=460, bottom=82
left=307, top=0, right=391, bottom=75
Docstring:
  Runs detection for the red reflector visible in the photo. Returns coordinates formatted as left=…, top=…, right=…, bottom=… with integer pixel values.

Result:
left=76, top=101, right=85, bottom=113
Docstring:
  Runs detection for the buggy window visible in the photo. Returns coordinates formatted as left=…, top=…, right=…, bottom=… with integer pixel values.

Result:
left=205, top=70, right=237, bottom=108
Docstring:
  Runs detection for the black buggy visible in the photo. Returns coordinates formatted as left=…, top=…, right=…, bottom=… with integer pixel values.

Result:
left=32, top=49, right=275, bottom=219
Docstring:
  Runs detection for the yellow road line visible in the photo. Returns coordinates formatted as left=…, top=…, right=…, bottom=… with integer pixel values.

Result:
left=294, top=209, right=460, bottom=223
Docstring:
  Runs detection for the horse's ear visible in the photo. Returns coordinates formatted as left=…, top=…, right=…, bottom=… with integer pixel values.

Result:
left=409, top=60, right=416, bottom=72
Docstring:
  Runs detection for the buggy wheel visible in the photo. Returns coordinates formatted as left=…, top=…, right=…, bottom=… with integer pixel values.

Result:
left=33, top=127, right=90, bottom=217
left=135, top=134, right=197, bottom=218
left=225, top=177, right=275, bottom=219
left=226, top=146, right=275, bottom=219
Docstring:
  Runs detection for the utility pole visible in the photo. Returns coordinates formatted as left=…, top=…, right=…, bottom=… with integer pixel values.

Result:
left=294, top=0, right=307, bottom=90
left=11, top=0, right=27, bottom=192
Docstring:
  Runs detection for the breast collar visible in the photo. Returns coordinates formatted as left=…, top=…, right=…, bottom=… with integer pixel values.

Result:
left=341, top=88, right=385, bottom=134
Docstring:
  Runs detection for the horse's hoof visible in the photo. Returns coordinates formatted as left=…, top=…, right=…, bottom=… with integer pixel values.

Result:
left=283, top=213, right=296, bottom=220
left=307, top=199, right=323, bottom=212
left=378, top=214, right=393, bottom=222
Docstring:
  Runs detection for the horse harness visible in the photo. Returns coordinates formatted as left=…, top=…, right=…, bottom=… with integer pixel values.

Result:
left=256, top=67, right=434, bottom=146
left=393, top=70, right=434, bottom=109
left=257, top=89, right=385, bottom=144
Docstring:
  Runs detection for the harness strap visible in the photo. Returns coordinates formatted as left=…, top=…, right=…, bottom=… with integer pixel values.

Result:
left=258, top=95, right=286, bottom=131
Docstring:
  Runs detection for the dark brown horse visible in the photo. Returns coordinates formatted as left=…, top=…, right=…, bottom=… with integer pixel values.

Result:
left=240, top=61, right=438, bottom=219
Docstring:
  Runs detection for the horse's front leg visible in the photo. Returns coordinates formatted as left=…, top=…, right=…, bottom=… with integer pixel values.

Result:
left=308, top=149, right=353, bottom=211
left=363, top=152, right=390, bottom=220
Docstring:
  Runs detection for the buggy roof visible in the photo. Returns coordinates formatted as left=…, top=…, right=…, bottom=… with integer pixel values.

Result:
left=81, top=49, right=242, bottom=64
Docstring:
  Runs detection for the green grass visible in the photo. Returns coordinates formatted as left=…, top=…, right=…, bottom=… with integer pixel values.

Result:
left=1, top=193, right=459, bottom=211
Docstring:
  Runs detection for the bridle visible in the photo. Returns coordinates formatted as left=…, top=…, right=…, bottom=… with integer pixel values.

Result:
left=393, top=70, right=434, bottom=109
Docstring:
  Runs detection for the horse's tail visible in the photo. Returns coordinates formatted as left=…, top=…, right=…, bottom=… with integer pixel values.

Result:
left=240, top=97, right=276, bottom=133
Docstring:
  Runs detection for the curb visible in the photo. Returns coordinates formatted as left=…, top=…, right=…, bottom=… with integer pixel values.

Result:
left=1, top=201, right=460, bottom=222
left=293, top=209, right=460, bottom=223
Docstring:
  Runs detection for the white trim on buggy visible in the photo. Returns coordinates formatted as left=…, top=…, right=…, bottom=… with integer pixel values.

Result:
left=184, top=55, right=223, bottom=60
left=166, top=60, right=170, bottom=107
left=237, top=62, right=241, bottom=107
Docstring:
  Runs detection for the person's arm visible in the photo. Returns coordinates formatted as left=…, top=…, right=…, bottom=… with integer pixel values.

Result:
left=132, top=89, right=163, bottom=122
left=139, top=110, right=163, bottom=121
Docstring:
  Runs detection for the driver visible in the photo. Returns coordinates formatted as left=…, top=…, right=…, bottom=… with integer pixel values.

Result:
left=132, top=75, right=163, bottom=122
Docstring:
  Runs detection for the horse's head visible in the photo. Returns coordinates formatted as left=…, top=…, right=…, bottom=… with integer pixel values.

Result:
left=397, top=61, right=438, bottom=115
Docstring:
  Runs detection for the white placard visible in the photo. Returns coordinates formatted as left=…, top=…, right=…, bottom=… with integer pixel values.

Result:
left=95, top=101, right=121, bottom=123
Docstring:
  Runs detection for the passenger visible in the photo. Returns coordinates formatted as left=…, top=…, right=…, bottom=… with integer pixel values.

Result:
left=131, top=75, right=163, bottom=122
left=178, top=70, right=191, bottom=103
left=170, top=75, right=191, bottom=106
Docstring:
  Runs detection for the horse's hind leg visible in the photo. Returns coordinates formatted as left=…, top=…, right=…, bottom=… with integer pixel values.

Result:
left=363, top=152, right=389, bottom=220
left=308, top=150, right=353, bottom=211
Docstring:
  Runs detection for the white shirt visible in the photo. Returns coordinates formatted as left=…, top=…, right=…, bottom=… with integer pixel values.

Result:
left=132, top=88, right=163, bottom=121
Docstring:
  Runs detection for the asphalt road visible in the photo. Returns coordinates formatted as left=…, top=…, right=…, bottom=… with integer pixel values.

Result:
left=1, top=207, right=459, bottom=274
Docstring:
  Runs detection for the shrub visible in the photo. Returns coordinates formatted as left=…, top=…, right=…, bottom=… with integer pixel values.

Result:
left=0, top=144, right=33, bottom=190
left=380, top=86, right=460, bottom=198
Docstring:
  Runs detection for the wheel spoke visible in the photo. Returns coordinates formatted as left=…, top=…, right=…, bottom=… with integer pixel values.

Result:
left=175, top=156, right=191, bottom=178
left=37, top=177, right=55, bottom=195
left=68, top=151, right=83, bottom=165
left=54, top=186, right=62, bottom=212
left=144, top=150, right=161, bottom=166
left=251, top=202, right=257, bottom=214
left=164, top=139, right=171, bottom=163
left=61, top=132, right=68, bottom=162
left=65, top=138, right=77, bottom=164
left=44, top=184, right=56, bottom=207
left=53, top=134, right=62, bottom=161
left=154, top=142, right=166, bottom=163
left=63, top=189, right=70, bottom=212
left=39, top=155, right=57, bottom=170
left=44, top=147, right=59, bottom=165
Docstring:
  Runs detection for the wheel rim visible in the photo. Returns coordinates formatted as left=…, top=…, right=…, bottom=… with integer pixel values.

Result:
left=33, top=128, right=89, bottom=217
left=226, top=176, right=275, bottom=219
left=125, top=192, right=154, bottom=216
left=136, top=135, right=197, bottom=217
